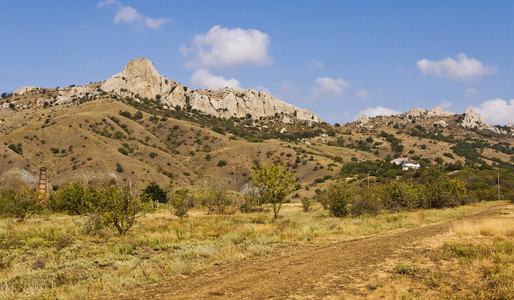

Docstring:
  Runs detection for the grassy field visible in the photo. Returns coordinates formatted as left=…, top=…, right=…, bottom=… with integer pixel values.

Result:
left=0, top=201, right=500, bottom=299
left=367, top=203, right=514, bottom=299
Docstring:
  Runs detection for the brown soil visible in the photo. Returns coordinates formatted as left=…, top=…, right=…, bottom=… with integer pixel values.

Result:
left=111, top=204, right=505, bottom=299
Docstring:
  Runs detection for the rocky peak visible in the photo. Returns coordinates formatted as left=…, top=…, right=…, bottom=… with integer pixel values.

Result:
left=100, top=58, right=174, bottom=99
left=13, top=86, right=39, bottom=96
left=462, top=109, right=486, bottom=128
left=124, top=58, right=160, bottom=78
left=404, top=106, right=454, bottom=119
left=461, top=109, right=506, bottom=134
left=100, top=58, right=321, bottom=123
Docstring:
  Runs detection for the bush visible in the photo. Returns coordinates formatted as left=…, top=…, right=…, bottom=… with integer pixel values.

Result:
left=8, top=143, right=22, bottom=155
left=132, top=111, right=143, bottom=120
left=118, top=147, right=129, bottom=156
left=0, top=189, right=41, bottom=219
left=239, top=194, right=259, bottom=213
left=350, top=189, right=382, bottom=216
left=378, top=181, right=423, bottom=211
left=316, top=183, right=354, bottom=217
left=98, top=185, right=150, bottom=235
left=169, top=188, right=191, bottom=218
left=142, top=182, right=167, bottom=203
left=425, top=178, right=468, bottom=208
left=301, top=197, right=311, bottom=212
left=50, top=182, right=99, bottom=215
left=204, top=187, right=230, bottom=214
left=217, top=160, right=227, bottom=167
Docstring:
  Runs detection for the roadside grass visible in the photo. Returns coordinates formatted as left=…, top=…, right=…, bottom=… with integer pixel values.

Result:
left=0, top=201, right=499, bottom=299
left=382, top=203, right=513, bottom=299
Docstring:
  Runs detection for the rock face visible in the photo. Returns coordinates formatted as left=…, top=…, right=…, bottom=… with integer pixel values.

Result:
left=101, top=58, right=171, bottom=99
left=356, top=114, right=372, bottom=128
left=100, top=58, right=322, bottom=123
left=404, top=106, right=454, bottom=119
left=461, top=108, right=502, bottom=134
left=432, top=120, right=448, bottom=128
left=14, top=86, right=39, bottom=96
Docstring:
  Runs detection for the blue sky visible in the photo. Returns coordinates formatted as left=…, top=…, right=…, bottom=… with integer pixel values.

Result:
left=1, top=1, right=513, bottom=124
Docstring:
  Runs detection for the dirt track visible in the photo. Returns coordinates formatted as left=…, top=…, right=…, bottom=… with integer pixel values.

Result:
left=112, top=204, right=505, bottom=299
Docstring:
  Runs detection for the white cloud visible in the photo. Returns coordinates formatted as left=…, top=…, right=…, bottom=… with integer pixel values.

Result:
left=98, top=0, right=169, bottom=29
left=417, top=53, right=495, bottom=79
left=465, top=87, right=479, bottom=96
left=307, top=60, right=323, bottom=69
left=190, top=69, right=240, bottom=90
left=471, top=98, right=514, bottom=125
left=114, top=6, right=139, bottom=23
left=355, top=89, right=369, bottom=99
left=359, top=106, right=401, bottom=118
left=310, top=77, right=349, bottom=99
left=181, top=25, right=273, bottom=69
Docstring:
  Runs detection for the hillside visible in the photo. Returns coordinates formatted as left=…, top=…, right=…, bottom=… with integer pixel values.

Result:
left=0, top=58, right=513, bottom=194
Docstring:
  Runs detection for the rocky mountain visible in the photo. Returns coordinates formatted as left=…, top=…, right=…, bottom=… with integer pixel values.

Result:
left=356, top=106, right=512, bottom=136
left=101, top=58, right=322, bottom=123
left=9, top=58, right=321, bottom=124
left=0, top=59, right=512, bottom=193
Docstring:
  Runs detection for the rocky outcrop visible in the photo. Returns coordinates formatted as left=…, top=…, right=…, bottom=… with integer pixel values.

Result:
left=356, top=114, right=369, bottom=125
left=432, top=120, right=448, bottom=128
left=461, top=109, right=505, bottom=134
left=404, top=106, right=454, bottom=120
left=14, top=86, right=39, bottom=96
left=55, top=86, right=95, bottom=105
left=100, top=58, right=172, bottom=99
left=100, top=58, right=322, bottom=123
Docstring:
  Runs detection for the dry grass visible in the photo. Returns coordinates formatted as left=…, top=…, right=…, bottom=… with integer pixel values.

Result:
left=368, top=203, right=514, bottom=299
left=0, top=201, right=494, bottom=299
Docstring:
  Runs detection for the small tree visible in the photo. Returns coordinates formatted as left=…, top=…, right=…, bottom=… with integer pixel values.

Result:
left=99, top=185, right=149, bottom=236
left=205, top=187, right=230, bottom=214
left=0, top=189, right=42, bottom=220
left=251, top=162, right=295, bottom=219
left=50, top=182, right=99, bottom=215
left=316, top=183, right=354, bottom=217
left=143, top=182, right=167, bottom=203
left=169, top=188, right=190, bottom=218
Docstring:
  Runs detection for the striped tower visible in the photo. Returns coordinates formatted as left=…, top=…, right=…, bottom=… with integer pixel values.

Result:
left=38, top=167, right=47, bottom=196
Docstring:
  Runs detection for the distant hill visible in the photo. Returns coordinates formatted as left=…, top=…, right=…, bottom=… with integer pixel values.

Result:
left=0, top=58, right=512, bottom=194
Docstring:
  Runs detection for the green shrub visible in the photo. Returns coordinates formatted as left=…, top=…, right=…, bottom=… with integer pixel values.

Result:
left=301, top=197, right=311, bottom=212
left=0, top=189, right=41, bottom=219
left=98, top=185, right=150, bottom=235
left=393, top=261, right=415, bottom=275
left=169, top=188, right=190, bottom=218
left=204, top=187, right=230, bottom=214
left=217, top=160, right=227, bottom=167
left=379, top=181, right=423, bottom=211
left=350, top=188, right=382, bottom=216
left=8, top=143, right=22, bottom=155
left=50, top=182, right=99, bottom=215
left=317, top=183, right=354, bottom=217
left=142, top=182, right=167, bottom=203
left=425, top=178, right=467, bottom=208
left=118, top=147, right=129, bottom=156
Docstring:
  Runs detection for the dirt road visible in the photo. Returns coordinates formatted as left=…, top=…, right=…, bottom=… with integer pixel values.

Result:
left=113, top=204, right=504, bottom=299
